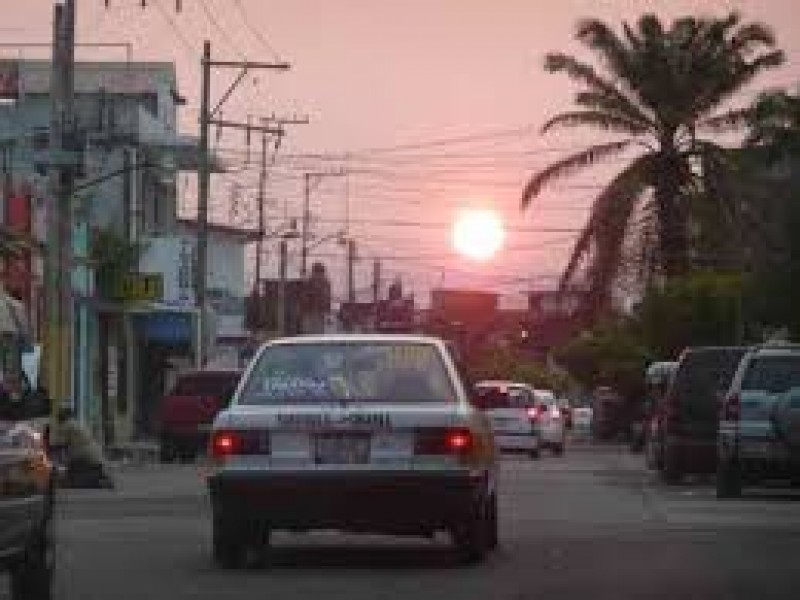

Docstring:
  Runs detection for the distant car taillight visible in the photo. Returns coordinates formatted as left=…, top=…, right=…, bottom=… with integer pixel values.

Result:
left=722, top=394, right=741, bottom=421
left=526, top=406, right=540, bottom=421
left=415, top=427, right=475, bottom=456
left=210, top=429, right=268, bottom=458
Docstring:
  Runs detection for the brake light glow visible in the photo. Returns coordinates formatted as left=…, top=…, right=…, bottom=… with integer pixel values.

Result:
left=526, top=407, right=539, bottom=420
left=446, top=430, right=473, bottom=452
left=210, top=429, right=268, bottom=458
left=211, top=431, right=237, bottom=457
left=415, top=428, right=475, bottom=456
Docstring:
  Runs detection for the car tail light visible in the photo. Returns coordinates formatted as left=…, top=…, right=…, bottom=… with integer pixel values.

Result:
left=526, top=406, right=539, bottom=421
left=415, top=427, right=474, bottom=456
left=722, top=394, right=741, bottom=421
left=210, top=429, right=268, bottom=458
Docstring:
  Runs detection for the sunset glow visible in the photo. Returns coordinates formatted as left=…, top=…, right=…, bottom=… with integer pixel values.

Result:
left=452, top=208, right=506, bottom=262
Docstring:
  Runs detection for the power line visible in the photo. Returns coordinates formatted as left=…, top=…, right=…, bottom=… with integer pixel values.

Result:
left=232, top=0, right=283, bottom=62
left=199, top=0, right=247, bottom=59
left=152, top=0, right=197, bottom=57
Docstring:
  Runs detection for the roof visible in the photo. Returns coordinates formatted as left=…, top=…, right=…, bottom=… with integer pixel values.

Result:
left=177, top=219, right=259, bottom=242
left=265, top=334, right=446, bottom=346
left=14, top=60, right=178, bottom=96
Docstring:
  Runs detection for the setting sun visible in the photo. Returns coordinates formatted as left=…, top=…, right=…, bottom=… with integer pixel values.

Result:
left=452, top=208, right=506, bottom=262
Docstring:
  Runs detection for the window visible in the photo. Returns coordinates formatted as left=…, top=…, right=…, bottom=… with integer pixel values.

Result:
left=171, top=373, right=240, bottom=398
left=239, top=342, right=456, bottom=404
left=742, top=355, right=800, bottom=395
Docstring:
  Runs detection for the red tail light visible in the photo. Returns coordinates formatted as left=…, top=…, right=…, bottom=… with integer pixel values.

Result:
left=210, top=429, right=268, bottom=458
left=526, top=406, right=540, bottom=421
left=723, top=394, right=741, bottom=421
left=415, top=428, right=474, bottom=455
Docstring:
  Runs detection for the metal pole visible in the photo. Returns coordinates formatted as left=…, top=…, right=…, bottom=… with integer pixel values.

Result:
left=278, top=239, right=287, bottom=335
left=196, top=40, right=211, bottom=367
left=255, top=131, right=268, bottom=285
left=347, top=239, right=356, bottom=304
left=301, top=173, right=310, bottom=278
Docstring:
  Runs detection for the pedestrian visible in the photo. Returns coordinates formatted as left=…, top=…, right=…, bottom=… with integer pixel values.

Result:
left=52, top=406, right=114, bottom=489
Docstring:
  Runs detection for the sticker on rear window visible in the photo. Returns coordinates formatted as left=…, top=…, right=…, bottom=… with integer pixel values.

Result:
left=261, top=376, right=332, bottom=398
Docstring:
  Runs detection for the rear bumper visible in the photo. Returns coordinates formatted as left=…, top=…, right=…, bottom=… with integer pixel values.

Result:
left=208, top=470, right=488, bottom=533
left=495, top=432, right=539, bottom=452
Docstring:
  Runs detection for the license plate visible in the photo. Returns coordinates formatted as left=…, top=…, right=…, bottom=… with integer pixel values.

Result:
left=313, top=434, right=371, bottom=465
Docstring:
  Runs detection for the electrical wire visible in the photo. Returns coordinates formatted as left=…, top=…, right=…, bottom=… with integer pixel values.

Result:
left=199, top=0, right=247, bottom=59
left=232, top=0, right=284, bottom=62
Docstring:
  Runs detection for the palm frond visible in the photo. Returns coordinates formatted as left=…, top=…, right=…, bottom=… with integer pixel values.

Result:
left=730, top=22, right=776, bottom=54
left=574, top=91, right=654, bottom=129
left=697, top=107, right=753, bottom=133
left=558, top=156, right=654, bottom=294
left=541, top=111, right=649, bottom=135
left=543, top=53, right=640, bottom=113
left=521, top=140, right=632, bottom=208
left=575, top=19, right=631, bottom=80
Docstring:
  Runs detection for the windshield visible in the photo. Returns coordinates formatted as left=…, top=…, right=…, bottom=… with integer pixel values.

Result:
left=238, top=342, right=456, bottom=404
left=741, top=355, right=800, bottom=395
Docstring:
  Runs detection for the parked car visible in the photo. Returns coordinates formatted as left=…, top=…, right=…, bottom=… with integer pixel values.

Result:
left=474, top=381, right=541, bottom=458
left=654, top=346, right=748, bottom=483
left=0, top=413, right=55, bottom=600
left=717, top=344, right=800, bottom=498
left=158, top=369, right=243, bottom=462
left=532, top=389, right=567, bottom=455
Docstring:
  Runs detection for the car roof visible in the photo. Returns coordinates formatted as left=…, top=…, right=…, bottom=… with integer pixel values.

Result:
left=177, top=369, right=242, bottom=377
left=265, top=334, right=445, bottom=347
left=748, top=345, right=800, bottom=358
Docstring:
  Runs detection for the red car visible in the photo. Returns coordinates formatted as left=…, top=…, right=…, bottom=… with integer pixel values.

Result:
left=158, top=369, right=242, bottom=462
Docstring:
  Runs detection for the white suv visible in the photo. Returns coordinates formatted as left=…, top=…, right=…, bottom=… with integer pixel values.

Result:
left=717, top=344, right=800, bottom=498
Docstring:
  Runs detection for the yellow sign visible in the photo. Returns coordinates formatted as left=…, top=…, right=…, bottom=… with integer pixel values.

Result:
left=113, top=273, right=164, bottom=303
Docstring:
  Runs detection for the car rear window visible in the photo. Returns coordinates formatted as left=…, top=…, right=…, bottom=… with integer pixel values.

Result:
left=170, top=373, right=240, bottom=397
left=238, top=342, right=457, bottom=404
left=741, top=355, right=800, bottom=395
left=671, top=348, right=747, bottom=415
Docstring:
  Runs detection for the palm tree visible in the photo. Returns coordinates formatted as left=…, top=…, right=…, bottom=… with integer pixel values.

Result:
left=747, top=89, right=800, bottom=157
left=521, top=13, right=784, bottom=309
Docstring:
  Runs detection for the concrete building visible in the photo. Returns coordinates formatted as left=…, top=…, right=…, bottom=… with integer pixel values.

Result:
left=0, top=59, right=232, bottom=445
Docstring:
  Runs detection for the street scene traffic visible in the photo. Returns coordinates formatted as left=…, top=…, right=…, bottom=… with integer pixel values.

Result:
left=2, top=1, right=800, bottom=599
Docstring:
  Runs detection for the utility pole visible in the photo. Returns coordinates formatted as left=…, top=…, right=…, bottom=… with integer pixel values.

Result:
left=300, top=170, right=347, bottom=278
left=194, top=41, right=291, bottom=366
left=372, top=258, right=381, bottom=331
left=254, top=116, right=306, bottom=286
left=277, top=238, right=288, bottom=335
left=44, top=0, right=76, bottom=410
left=347, top=238, right=357, bottom=304
left=254, top=130, right=269, bottom=287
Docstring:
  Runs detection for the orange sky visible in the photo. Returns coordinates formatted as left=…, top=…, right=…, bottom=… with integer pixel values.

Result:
left=3, top=1, right=800, bottom=304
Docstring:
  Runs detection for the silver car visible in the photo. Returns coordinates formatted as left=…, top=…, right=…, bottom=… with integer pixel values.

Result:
left=717, top=344, right=800, bottom=497
left=206, top=335, right=499, bottom=566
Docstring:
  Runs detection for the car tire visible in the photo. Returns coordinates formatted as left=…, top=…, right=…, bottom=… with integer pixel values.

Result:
left=660, top=447, right=682, bottom=485
left=487, top=494, right=499, bottom=550
left=10, top=515, right=54, bottom=600
left=452, top=499, right=490, bottom=565
left=159, top=437, right=176, bottom=463
left=552, top=443, right=565, bottom=456
left=529, top=448, right=540, bottom=460
left=716, top=461, right=742, bottom=499
left=212, top=514, right=245, bottom=569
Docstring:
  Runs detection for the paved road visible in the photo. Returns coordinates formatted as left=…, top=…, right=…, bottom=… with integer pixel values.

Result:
left=7, top=444, right=800, bottom=600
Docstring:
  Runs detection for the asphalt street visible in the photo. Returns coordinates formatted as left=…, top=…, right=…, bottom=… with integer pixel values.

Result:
left=7, top=442, right=800, bottom=600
